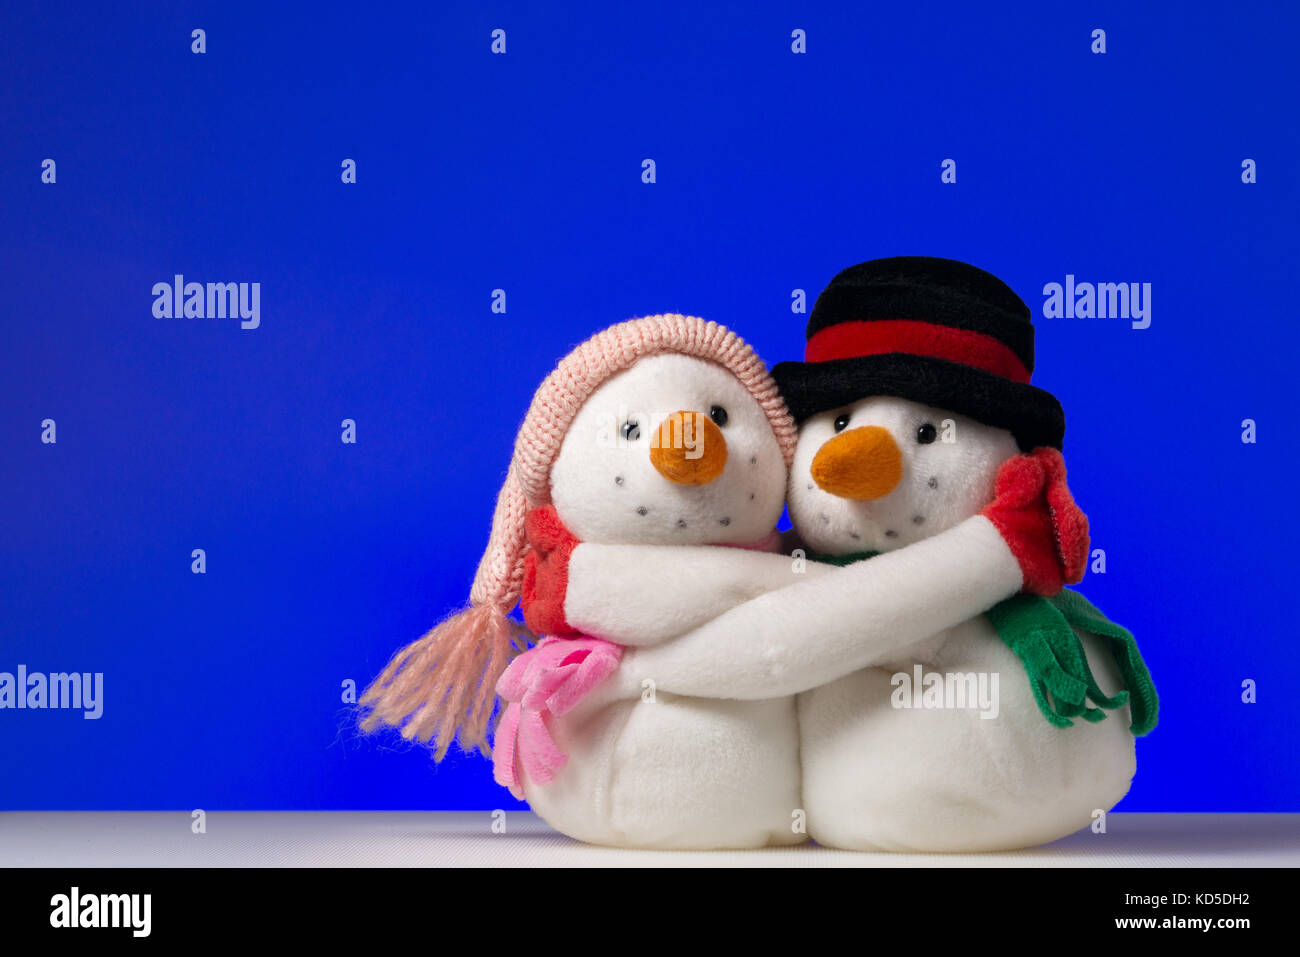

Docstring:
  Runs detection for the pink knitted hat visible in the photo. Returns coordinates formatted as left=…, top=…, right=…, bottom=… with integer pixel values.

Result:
left=359, top=314, right=796, bottom=760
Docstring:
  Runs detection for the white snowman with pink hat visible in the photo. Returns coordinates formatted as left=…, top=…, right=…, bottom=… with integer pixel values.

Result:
left=362, top=315, right=815, bottom=847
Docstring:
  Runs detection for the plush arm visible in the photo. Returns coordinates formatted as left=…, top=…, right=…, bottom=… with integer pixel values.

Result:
left=563, top=544, right=834, bottom=646
left=532, top=449, right=1086, bottom=710
left=605, top=514, right=1023, bottom=701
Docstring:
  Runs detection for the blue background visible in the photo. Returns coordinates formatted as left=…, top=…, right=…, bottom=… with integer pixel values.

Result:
left=2, top=1, right=1296, bottom=811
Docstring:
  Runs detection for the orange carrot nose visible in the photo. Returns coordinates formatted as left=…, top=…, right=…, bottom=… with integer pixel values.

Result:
left=811, top=425, right=903, bottom=500
left=649, top=411, right=728, bottom=485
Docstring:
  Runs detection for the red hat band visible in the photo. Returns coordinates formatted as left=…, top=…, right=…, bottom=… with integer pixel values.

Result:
left=804, top=319, right=1032, bottom=385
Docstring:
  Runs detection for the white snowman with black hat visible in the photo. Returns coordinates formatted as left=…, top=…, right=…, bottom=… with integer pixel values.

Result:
left=769, top=256, right=1158, bottom=852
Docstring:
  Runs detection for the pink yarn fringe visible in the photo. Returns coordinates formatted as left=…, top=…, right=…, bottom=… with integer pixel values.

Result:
left=359, top=605, right=531, bottom=760
left=359, top=317, right=794, bottom=776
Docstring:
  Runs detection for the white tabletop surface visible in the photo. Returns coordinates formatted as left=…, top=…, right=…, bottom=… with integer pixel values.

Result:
left=2, top=812, right=1297, bottom=867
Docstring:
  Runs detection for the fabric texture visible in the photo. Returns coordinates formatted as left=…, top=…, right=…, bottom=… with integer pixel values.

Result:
left=520, top=506, right=581, bottom=637
left=576, top=516, right=1023, bottom=700
left=810, top=548, right=1159, bottom=735
left=805, top=318, right=1030, bottom=382
left=359, top=315, right=795, bottom=760
left=986, top=590, right=1160, bottom=735
left=803, top=255, right=1037, bottom=362
left=492, top=636, right=625, bottom=797
left=981, top=447, right=1089, bottom=595
left=481, top=314, right=798, bottom=612
left=516, top=513, right=1025, bottom=849
left=772, top=256, right=1066, bottom=450
left=502, top=506, right=788, bottom=799
left=809, top=425, right=903, bottom=500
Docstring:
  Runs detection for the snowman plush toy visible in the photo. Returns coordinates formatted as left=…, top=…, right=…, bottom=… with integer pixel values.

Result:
left=766, top=256, right=1159, bottom=851
left=362, top=314, right=821, bottom=848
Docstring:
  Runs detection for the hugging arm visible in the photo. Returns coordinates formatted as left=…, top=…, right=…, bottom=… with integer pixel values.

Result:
left=612, top=514, right=1023, bottom=700
left=602, top=448, right=1088, bottom=701
left=525, top=449, right=1085, bottom=705
left=563, top=543, right=834, bottom=646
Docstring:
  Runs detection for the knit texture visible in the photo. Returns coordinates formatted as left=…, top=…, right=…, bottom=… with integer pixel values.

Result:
left=806, top=550, right=1158, bottom=735
left=360, top=314, right=795, bottom=761
left=805, top=256, right=1037, bottom=366
left=772, top=256, right=1067, bottom=450
left=477, top=314, right=797, bottom=611
left=981, top=448, right=1089, bottom=596
left=986, top=590, right=1159, bottom=735
left=520, top=505, right=580, bottom=637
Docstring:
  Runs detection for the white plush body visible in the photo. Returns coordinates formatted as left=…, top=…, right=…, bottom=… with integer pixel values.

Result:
left=526, top=547, right=810, bottom=849
left=788, top=396, right=1137, bottom=851
left=540, top=392, right=1139, bottom=852
left=521, top=353, right=804, bottom=848
left=521, top=356, right=1030, bottom=849
left=524, top=676, right=803, bottom=849
left=523, top=358, right=1137, bottom=851
left=798, top=618, right=1135, bottom=852
left=530, top=516, right=1026, bottom=848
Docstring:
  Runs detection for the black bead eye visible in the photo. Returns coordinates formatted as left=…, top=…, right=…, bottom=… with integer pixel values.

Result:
left=833, top=413, right=851, bottom=433
left=621, top=420, right=641, bottom=441
left=917, top=423, right=937, bottom=444
left=709, top=405, right=728, bottom=427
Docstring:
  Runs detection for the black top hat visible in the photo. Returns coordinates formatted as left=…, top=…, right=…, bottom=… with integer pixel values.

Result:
left=770, top=256, right=1065, bottom=450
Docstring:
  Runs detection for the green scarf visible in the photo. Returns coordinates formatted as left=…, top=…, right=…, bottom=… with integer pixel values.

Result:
left=808, top=550, right=1158, bottom=736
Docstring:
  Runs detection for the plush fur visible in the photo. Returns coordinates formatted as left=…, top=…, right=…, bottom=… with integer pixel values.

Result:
left=786, top=395, right=1135, bottom=852
left=519, top=505, right=580, bottom=636
left=523, top=688, right=804, bottom=849
left=564, top=543, right=834, bottom=647
left=527, top=514, right=1023, bottom=850
left=519, top=261, right=1132, bottom=852
left=362, top=316, right=799, bottom=776
left=518, top=356, right=1038, bottom=850
left=548, top=354, right=787, bottom=547
left=519, top=352, right=804, bottom=849
left=808, top=425, right=903, bottom=501
left=550, top=392, right=1135, bottom=853
left=593, top=517, right=1022, bottom=700
left=796, top=617, right=1135, bottom=852
left=788, top=396, right=1019, bottom=555
left=772, top=256, right=1066, bottom=450
left=773, top=351, right=1066, bottom=452
left=804, top=256, right=1037, bottom=368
